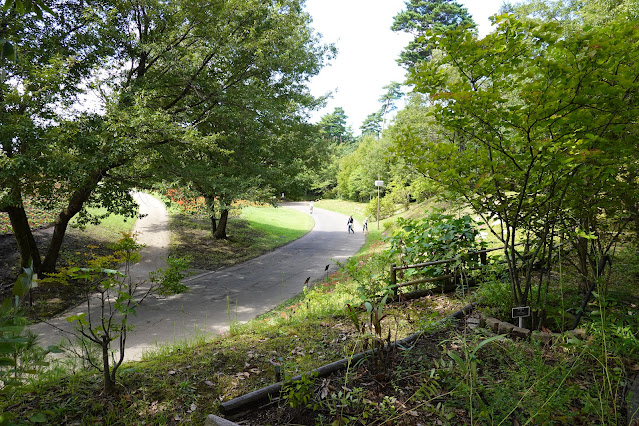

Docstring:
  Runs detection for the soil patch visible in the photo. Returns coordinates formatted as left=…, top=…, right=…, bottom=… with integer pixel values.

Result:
left=0, top=227, right=118, bottom=320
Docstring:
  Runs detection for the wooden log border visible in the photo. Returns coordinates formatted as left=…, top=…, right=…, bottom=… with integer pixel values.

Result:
left=220, top=303, right=475, bottom=414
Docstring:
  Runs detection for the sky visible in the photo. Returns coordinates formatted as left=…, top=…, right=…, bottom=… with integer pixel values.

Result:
left=304, top=0, right=506, bottom=134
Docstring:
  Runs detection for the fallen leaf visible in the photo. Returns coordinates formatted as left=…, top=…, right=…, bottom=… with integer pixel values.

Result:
left=204, top=380, right=215, bottom=387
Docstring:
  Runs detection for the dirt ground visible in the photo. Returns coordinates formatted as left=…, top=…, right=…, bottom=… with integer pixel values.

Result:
left=0, top=227, right=116, bottom=319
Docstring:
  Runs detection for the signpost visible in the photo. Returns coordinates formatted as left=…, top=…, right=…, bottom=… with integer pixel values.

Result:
left=375, top=180, right=384, bottom=229
left=511, top=306, right=530, bottom=328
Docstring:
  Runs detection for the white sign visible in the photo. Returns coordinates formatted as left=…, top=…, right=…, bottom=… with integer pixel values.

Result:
left=374, top=180, right=384, bottom=187
left=512, top=306, right=531, bottom=318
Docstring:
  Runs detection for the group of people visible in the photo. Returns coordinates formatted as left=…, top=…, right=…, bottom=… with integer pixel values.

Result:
left=308, top=201, right=368, bottom=233
left=347, top=215, right=367, bottom=233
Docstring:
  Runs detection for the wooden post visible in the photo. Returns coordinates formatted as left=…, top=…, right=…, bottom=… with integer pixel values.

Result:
left=390, top=263, right=397, bottom=296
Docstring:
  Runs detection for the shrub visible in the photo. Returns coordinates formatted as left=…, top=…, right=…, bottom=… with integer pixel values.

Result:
left=365, top=196, right=396, bottom=221
left=387, top=212, right=486, bottom=277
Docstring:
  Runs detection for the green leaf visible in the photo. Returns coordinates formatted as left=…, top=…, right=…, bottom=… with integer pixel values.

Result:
left=0, top=357, right=16, bottom=366
left=29, top=413, right=47, bottom=423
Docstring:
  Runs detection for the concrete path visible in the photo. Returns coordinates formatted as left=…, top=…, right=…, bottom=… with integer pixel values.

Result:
left=30, top=197, right=365, bottom=362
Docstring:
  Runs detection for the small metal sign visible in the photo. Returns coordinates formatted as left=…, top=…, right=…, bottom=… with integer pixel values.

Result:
left=375, top=180, right=384, bottom=187
left=512, top=306, right=531, bottom=318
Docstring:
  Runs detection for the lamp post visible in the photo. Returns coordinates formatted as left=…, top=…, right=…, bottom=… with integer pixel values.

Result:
left=374, top=179, right=384, bottom=229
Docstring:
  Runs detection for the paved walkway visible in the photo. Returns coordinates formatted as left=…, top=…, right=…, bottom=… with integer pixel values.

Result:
left=30, top=197, right=365, bottom=361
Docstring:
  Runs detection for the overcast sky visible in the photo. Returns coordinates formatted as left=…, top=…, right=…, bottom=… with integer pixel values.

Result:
left=304, top=0, right=506, bottom=134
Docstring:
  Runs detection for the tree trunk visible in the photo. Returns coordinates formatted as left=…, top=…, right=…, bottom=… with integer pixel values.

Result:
left=5, top=205, right=42, bottom=271
left=210, top=214, right=217, bottom=235
left=41, top=170, right=105, bottom=273
left=102, top=335, right=115, bottom=395
left=214, top=209, right=229, bottom=239
left=204, top=194, right=217, bottom=236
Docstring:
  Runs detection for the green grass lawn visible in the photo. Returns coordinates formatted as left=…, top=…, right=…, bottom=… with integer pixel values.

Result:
left=241, top=206, right=314, bottom=245
left=169, top=205, right=314, bottom=270
left=69, top=207, right=137, bottom=241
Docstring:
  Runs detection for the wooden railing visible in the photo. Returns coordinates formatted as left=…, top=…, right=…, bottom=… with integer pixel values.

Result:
left=389, top=246, right=506, bottom=296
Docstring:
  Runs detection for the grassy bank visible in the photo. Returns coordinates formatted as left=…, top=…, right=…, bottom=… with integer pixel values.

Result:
left=168, top=205, right=313, bottom=270
left=2, top=200, right=637, bottom=425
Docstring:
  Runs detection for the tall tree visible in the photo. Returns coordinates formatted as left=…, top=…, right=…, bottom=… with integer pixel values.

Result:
left=1, top=0, right=331, bottom=272
left=360, top=111, right=383, bottom=137
left=391, top=0, right=476, bottom=68
left=140, top=0, right=329, bottom=238
left=379, top=81, right=404, bottom=130
left=318, top=107, right=353, bottom=144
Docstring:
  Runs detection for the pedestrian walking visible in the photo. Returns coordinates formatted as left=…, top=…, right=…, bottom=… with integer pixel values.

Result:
left=347, top=215, right=354, bottom=234
left=309, top=200, right=314, bottom=214
left=363, top=217, right=368, bottom=232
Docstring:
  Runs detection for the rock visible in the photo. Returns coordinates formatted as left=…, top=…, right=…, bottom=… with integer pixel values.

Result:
left=569, top=328, right=587, bottom=340
left=498, top=321, right=515, bottom=335
left=485, top=317, right=501, bottom=333
left=511, top=326, right=531, bottom=339
left=531, top=331, right=554, bottom=345
left=466, top=316, right=481, bottom=329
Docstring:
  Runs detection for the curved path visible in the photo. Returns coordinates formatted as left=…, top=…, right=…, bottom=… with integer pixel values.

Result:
left=31, top=195, right=365, bottom=361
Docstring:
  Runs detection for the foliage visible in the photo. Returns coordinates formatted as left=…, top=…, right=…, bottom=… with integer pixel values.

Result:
left=403, top=13, right=639, bottom=308
left=442, top=332, right=504, bottom=424
left=149, top=256, right=192, bottom=296
left=473, top=279, right=515, bottom=320
left=337, top=135, right=393, bottom=202
left=340, top=248, right=393, bottom=299
left=0, top=261, right=59, bottom=425
left=59, top=234, right=189, bottom=394
left=365, top=196, right=396, bottom=222
left=345, top=296, right=396, bottom=372
left=0, top=196, right=60, bottom=235
left=387, top=212, right=486, bottom=274
left=391, top=0, right=476, bottom=68
left=281, top=372, right=319, bottom=409
left=359, top=111, right=383, bottom=137
left=318, top=107, right=353, bottom=144
left=2, top=0, right=332, bottom=272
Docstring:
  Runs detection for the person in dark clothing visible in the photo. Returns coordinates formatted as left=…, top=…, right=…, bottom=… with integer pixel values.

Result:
left=347, top=215, right=354, bottom=233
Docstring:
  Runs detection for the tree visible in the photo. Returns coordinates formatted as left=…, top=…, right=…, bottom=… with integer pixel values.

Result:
left=2, top=0, right=331, bottom=270
left=504, top=0, right=639, bottom=28
left=337, top=135, right=392, bottom=202
left=1, top=1, right=119, bottom=272
left=400, top=15, right=639, bottom=309
left=139, top=0, right=330, bottom=238
left=52, top=235, right=189, bottom=394
left=318, top=107, right=353, bottom=144
left=379, top=82, right=404, bottom=120
left=391, top=0, right=476, bottom=68
left=360, top=111, right=383, bottom=137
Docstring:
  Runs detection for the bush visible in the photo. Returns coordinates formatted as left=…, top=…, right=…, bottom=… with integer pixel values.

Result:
left=340, top=250, right=394, bottom=299
left=387, top=212, right=486, bottom=275
left=365, top=196, right=396, bottom=221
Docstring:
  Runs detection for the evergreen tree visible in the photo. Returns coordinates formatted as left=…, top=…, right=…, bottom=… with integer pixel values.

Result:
left=392, top=0, right=476, bottom=68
